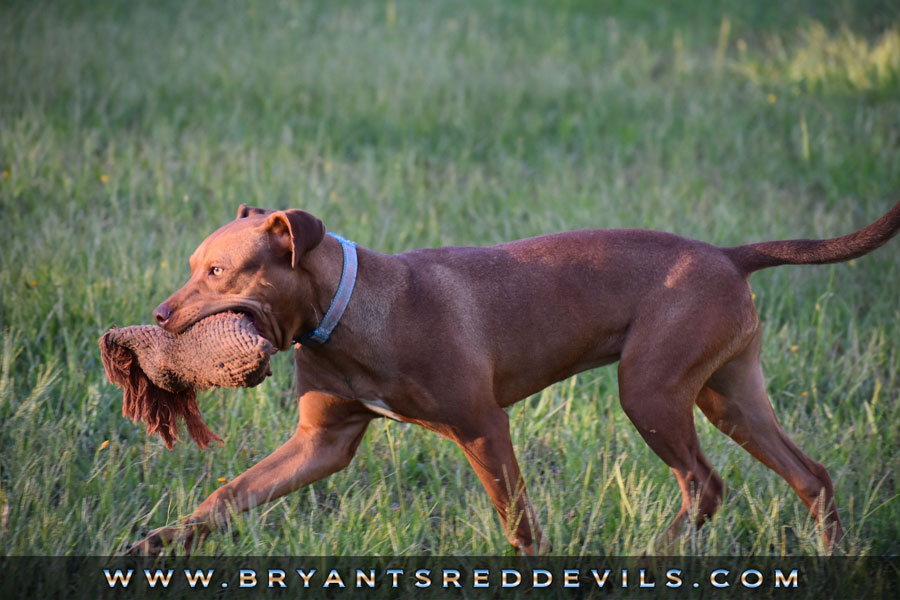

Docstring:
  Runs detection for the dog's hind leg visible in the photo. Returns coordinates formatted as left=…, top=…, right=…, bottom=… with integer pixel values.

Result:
left=698, top=334, right=844, bottom=551
left=616, top=340, right=726, bottom=548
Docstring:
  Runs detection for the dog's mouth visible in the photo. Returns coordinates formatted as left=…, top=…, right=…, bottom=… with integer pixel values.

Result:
left=233, top=309, right=274, bottom=344
left=176, top=303, right=276, bottom=347
left=224, top=307, right=272, bottom=344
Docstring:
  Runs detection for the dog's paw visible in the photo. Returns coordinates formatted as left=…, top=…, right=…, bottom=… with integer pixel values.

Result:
left=125, top=530, right=167, bottom=556
left=125, top=525, right=198, bottom=556
left=513, top=534, right=552, bottom=556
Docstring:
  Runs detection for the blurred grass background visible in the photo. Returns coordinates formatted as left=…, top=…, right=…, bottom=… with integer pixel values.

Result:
left=0, top=0, right=898, bottom=555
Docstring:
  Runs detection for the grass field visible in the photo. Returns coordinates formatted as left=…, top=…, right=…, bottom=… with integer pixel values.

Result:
left=1, top=0, right=898, bottom=556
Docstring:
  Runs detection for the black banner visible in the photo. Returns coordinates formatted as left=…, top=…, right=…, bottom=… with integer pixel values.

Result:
left=1, top=556, right=897, bottom=599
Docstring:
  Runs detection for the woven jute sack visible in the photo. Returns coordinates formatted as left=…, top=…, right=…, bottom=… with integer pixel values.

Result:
left=99, top=311, right=274, bottom=449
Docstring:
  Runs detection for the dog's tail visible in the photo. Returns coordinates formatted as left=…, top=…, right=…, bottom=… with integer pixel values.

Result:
left=724, top=200, right=900, bottom=274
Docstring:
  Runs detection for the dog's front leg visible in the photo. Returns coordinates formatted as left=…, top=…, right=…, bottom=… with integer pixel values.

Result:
left=126, top=392, right=372, bottom=555
left=442, top=408, right=549, bottom=555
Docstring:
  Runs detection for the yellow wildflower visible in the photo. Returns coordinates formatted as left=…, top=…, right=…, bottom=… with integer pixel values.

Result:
left=100, top=174, right=109, bottom=183
left=386, top=0, right=396, bottom=26
left=217, top=477, right=227, bottom=483
left=790, top=345, right=799, bottom=352
left=99, top=440, right=110, bottom=451
left=767, top=93, right=776, bottom=104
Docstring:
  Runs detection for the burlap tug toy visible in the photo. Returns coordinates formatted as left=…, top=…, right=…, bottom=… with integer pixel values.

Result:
left=99, top=311, right=274, bottom=449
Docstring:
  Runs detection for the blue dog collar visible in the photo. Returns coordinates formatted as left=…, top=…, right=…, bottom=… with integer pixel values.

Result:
left=296, top=232, right=357, bottom=347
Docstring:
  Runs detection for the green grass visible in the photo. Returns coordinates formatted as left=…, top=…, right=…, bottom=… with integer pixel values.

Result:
left=1, top=0, right=898, bottom=556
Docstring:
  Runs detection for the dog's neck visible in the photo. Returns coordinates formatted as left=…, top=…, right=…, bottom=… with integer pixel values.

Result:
left=290, top=237, right=412, bottom=399
left=293, top=233, right=358, bottom=347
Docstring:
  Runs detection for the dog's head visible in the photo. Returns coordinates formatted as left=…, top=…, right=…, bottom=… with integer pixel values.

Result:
left=153, top=204, right=325, bottom=351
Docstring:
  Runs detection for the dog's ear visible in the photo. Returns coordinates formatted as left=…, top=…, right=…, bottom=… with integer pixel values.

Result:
left=262, top=210, right=326, bottom=269
left=236, top=204, right=272, bottom=219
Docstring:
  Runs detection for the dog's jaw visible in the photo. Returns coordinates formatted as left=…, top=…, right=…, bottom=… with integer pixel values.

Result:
left=165, top=297, right=285, bottom=350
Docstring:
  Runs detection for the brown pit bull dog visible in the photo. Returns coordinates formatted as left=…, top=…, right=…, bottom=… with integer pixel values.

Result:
left=129, top=200, right=900, bottom=555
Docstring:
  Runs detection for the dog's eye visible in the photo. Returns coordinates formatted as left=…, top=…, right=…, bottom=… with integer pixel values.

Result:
left=210, top=266, right=223, bottom=277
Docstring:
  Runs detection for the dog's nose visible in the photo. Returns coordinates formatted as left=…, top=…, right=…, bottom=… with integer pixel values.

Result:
left=153, top=303, right=174, bottom=327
